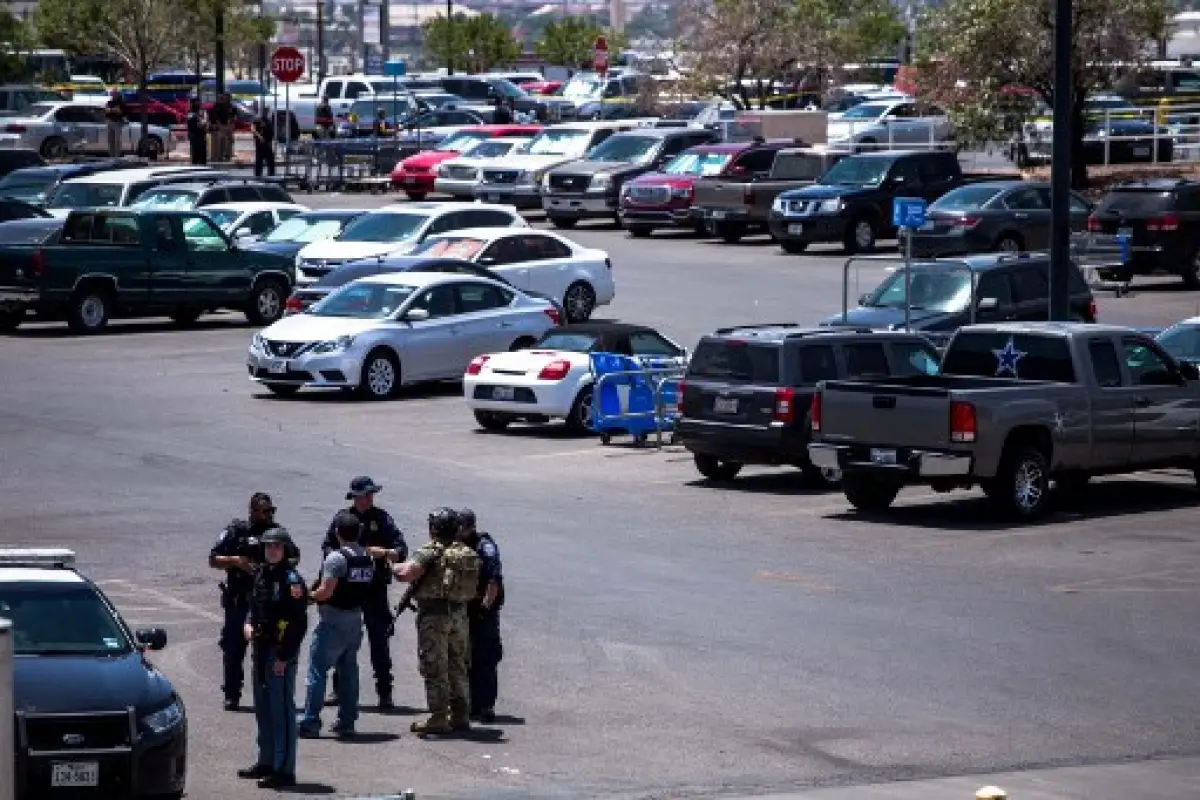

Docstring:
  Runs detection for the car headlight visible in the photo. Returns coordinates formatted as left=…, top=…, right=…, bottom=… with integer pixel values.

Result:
left=772, top=196, right=786, bottom=213
left=541, top=172, right=553, bottom=190
left=311, top=334, right=356, bottom=354
left=589, top=173, right=611, bottom=190
left=437, top=165, right=449, bottom=177
left=252, top=332, right=266, bottom=351
left=140, top=700, right=184, bottom=735
left=815, top=198, right=842, bottom=214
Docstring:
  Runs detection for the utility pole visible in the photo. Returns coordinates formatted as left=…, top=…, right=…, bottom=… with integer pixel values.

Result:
left=445, top=0, right=453, bottom=75
left=316, top=0, right=326, bottom=83
left=1048, top=0, right=1072, bottom=320
left=215, top=0, right=226, bottom=94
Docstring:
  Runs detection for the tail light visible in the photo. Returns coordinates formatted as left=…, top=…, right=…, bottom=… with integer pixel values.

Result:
left=1087, top=299, right=1097, bottom=322
left=675, top=379, right=687, bottom=415
left=949, top=400, right=977, bottom=443
left=466, top=355, right=490, bottom=375
left=29, top=250, right=46, bottom=278
left=537, top=359, right=571, bottom=381
left=952, top=215, right=982, bottom=229
left=743, top=185, right=754, bottom=205
left=1147, top=214, right=1179, bottom=231
left=4, top=124, right=25, bottom=133
left=543, top=307, right=561, bottom=325
left=1087, top=215, right=1101, bottom=232
left=773, top=387, right=796, bottom=425
left=810, top=392, right=822, bottom=433
left=284, top=294, right=303, bottom=314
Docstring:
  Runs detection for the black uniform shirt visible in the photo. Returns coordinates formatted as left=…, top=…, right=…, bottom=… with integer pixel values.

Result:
left=250, top=562, right=309, bottom=662
left=322, top=506, right=407, bottom=595
left=211, top=520, right=299, bottom=598
left=472, top=532, right=504, bottom=610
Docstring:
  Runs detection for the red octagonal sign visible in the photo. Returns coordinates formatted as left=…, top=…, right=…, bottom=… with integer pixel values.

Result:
left=271, top=46, right=305, bottom=83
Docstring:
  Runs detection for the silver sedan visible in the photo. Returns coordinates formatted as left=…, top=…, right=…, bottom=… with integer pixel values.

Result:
left=247, top=270, right=561, bottom=399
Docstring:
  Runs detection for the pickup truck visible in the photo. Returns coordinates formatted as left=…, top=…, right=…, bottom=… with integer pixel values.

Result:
left=0, top=208, right=294, bottom=334
left=767, top=150, right=1015, bottom=254
left=807, top=322, right=1200, bottom=520
left=693, top=146, right=849, bottom=243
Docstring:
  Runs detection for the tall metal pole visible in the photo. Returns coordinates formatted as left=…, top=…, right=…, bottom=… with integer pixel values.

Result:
left=381, top=0, right=390, bottom=63
left=317, top=0, right=326, bottom=84
left=445, top=0, right=454, bottom=75
left=0, top=619, right=13, bottom=800
left=1048, top=0, right=1072, bottom=320
left=215, top=1, right=227, bottom=94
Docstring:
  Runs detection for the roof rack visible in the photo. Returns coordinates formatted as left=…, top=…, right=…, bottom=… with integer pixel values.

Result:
left=0, top=548, right=76, bottom=569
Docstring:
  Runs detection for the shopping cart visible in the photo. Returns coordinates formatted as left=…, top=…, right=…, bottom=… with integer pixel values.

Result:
left=588, top=352, right=682, bottom=447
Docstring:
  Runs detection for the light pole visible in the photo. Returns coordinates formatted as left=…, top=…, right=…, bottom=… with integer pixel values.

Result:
left=1048, top=0, right=1072, bottom=320
left=316, top=0, right=326, bottom=84
left=445, top=0, right=454, bottom=75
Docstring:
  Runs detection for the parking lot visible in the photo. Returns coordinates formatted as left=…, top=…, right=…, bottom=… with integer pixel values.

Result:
left=3, top=195, right=1200, bottom=799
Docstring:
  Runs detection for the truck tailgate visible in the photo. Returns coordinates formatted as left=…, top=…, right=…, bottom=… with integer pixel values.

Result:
left=692, top=179, right=751, bottom=209
left=819, top=381, right=953, bottom=449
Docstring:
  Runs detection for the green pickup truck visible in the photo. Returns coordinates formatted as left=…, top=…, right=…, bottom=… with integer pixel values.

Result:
left=0, top=208, right=294, bottom=333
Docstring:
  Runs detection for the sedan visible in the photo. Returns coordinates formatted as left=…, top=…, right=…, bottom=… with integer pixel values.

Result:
left=1157, top=317, right=1200, bottom=366
left=247, top=272, right=561, bottom=399
left=200, top=201, right=309, bottom=240
left=910, top=181, right=1092, bottom=258
left=240, top=209, right=370, bottom=262
left=0, top=102, right=174, bottom=159
left=407, top=227, right=615, bottom=323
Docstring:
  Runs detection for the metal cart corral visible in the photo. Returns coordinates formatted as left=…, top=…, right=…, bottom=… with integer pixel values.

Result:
left=588, top=353, right=684, bottom=447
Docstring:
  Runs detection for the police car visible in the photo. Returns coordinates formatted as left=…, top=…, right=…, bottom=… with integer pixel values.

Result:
left=0, top=549, right=187, bottom=798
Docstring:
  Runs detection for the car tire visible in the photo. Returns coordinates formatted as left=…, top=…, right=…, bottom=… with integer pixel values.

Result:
left=474, top=410, right=512, bottom=431
left=715, top=221, right=745, bottom=243
left=170, top=309, right=202, bottom=326
left=986, top=445, right=1051, bottom=520
left=780, top=240, right=808, bottom=254
left=357, top=348, right=400, bottom=400
left=627, top=225, right=653, bottom=238
left=563, top=281, right=596, bottom=323
left=549, top=216, right=578, bottom=230
left=67, top=286, right=112, bottom=334
left=1184, top=248, right=1200, bottom=289
left=693, top=453, right=742, bottom=481
left=693, top=219, right=708, bottom=236
left=245, top=279, right=286, bottom=326
left=994, top=233, right=1023, bottom=253
left=40, top=136, right=69, bottom=159
left=841, top=473, right=900, bottom=511
left=264, top=383, right=300, bottom=397
left=405, top=191, right=427, bottom=201
left=565, top=385, right=595, bottom=434
left=0, top=309, right=21, bottom=333
left=843, top=216, right=876, bottom=254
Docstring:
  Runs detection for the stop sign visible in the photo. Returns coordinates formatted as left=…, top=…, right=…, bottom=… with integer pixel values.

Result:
left=271, top=46, right=305, bottom=83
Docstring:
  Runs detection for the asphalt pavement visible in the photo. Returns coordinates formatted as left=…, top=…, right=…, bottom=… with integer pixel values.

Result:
left=1, top=193, right=1199, bottom=800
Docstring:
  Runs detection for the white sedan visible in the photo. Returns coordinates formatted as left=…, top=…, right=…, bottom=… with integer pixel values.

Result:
left=434, top=137, right=534, bottom=199
left=408, top=227, right=615, bottom=323
left=247, top=271, right=559, bottom=399
left=201, top=201, right=310, bottom=240
left=464, top=322, right=686, bottom=432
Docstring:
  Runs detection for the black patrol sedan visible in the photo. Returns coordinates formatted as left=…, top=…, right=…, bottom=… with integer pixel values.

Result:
left=2, top=550, right=187, bottom=798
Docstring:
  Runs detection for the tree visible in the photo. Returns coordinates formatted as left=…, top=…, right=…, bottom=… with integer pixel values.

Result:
left=915, top=0, right=1170, bottom=186
left=422, top=13, right=520, bottom=73
left=0, top=8, right=35, bottom=84
left=536, top=17, right=627, bottom=70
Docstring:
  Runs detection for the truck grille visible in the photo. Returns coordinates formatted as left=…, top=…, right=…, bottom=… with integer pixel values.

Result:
left=20, top=711, right=134, bottom=754
left=780, top=199, right=815, bottom=215
left=549, top=174, right=589, bottom=192
left=444, top=165, right=478, bottom=180
left=481, top=170, right=519, bottom=185
left=629, top=186, right=669, bottom=203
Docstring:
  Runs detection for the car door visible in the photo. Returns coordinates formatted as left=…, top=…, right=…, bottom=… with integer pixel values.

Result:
left=1121, top=336, right=1199, bottom=463
left=1086, top=338, right=1135, bottom=468
left=1008, top=264, right=1050, bottom=321
left=453, top=281, right=520, bottom=365
left=516, top=233, right=576, bottom=300
left=145, top=214, right=189, bottom=305
left=399, top=283, right=463, bottom=379
left=233, top=210, right=276, bottom=240
left=972, top=269, right=1016, bottom=322
left=476, top=235, right=533, bottom=289
left=55, top=105, right=99, bottom=153
left=179, top=212, right=241, bottom=304
left=1002, top=187, right=1052, bottom=249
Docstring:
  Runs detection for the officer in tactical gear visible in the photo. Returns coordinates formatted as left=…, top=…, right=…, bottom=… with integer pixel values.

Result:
left=238, top=528, right=307, bottom=789
left=209, top=492, right=299, bottom=710
left=459, top=509, right=504, bottom=723
left=300, top=510, right=374, bottom=739
left=393, top=507, right=480, bottom=736
left=322, top=476, right=407, bottom=709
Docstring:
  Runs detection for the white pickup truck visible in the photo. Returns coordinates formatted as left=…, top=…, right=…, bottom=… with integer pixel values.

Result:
left=271, top=75, right=423, bottom=134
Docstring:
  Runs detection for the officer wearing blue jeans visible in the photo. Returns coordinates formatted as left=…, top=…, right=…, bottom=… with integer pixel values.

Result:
left=238, top=528, right=307, bottom=789
left=299, top=511, right=374, bottom=738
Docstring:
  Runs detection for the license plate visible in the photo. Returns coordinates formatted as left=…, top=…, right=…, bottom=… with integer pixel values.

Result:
left=710, top=209, right=727, bottom=220
left=52, top=762, right=99, bottom=788
left=788, top=223, right=804, bottom=235
left=1132, top=145, right=1150, bottom=157
left=266, top=359, right=288, bottom=374
left=870, top=448, right=897, bottom=465
left=1118, top=226, right=1133, bottom=238
left=491, top=386, right=514, bottom=401
left=404, top=176, right=417, bottom=184
left=713, top=397, right=738, bottom=414
left=485, top=193, right=500, bottom=202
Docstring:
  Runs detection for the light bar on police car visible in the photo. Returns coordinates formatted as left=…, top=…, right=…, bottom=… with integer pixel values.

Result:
left=0, top=548, right=76, bottom=568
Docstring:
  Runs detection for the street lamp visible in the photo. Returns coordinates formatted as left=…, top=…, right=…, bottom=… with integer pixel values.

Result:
left=445, top=0, right=453, bottom=75
left=1048, top=0, right=1072, bottom=319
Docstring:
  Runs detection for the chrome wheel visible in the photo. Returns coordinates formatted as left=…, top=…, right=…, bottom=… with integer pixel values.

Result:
left=79, top=295, right=106, bottom=329
left=854, top=220, right=874, bottom=251
left=564, top=282, right=595, bottom=323
left=1013, top=458, right=1045, bottom=512
left=257, top=286, right=281, bottom=320
left=365, top=356, right=396, bottom=397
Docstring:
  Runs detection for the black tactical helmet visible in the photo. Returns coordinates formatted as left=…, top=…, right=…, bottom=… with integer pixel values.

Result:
left=457, top=508, right=476, bottom=529
left=428, top=507, right=459, bottom=539
left=260, top=527, right=292, bottom=545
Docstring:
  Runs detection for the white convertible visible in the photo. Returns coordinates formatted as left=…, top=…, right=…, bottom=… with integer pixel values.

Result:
left=464, top=322, right=686, bottom=432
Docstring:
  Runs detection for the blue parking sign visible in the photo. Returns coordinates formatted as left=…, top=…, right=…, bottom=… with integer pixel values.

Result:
left=893, top=197, right=927, bottom=229
left=384, top=60, right=407, bottom=77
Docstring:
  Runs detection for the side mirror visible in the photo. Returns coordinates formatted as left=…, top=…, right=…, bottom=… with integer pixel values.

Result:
left=1180, top=361, right=1199, bottom=381
left=858, top=292, right=871, bottom=306
left=977, top=297, right=999, bottom=312
left=136, top=628, right=167, bottom=650
left=404, top=308, right=431, bottom=322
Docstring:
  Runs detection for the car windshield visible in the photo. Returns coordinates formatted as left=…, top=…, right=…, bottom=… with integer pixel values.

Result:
left=587, top=135, right=659, bottom=163
left=204, top=208, right=241, bottom=227
left=491, top=79, right=527, bottom=99
left=1157, top=323, right=1200, bottom=361
left=0, top=582, right=132, bottom=657
left=132, top=189, right=199, bottom=208
left=46, top=182, right=123, bottom=209
left=932, top=185, right=1005, bottom=211
left=525, top=129, right=590, bottom=156
left=265, top=216, right=348, bottom=243
left=663, top=151, right=730, bottom=176
left=819, top=157, right=890, bottom=186
left=309, top=281, right=417, bottom=318
left=839, top=103, right=889, bottom=120
left=537, top=332, right=601, bottom=351
left=465, top=140, right=519, bottom=158
left=865, top=268, right=973, bottom=313
left=438, top=131, right=488, bottom=152
left=338, top=212, right=427, bottom=243
left=412, top=237, right=488, bottom=259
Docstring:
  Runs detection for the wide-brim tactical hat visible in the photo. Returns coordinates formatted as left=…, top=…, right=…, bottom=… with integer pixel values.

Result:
left=346, top=476, right=382, bottom=499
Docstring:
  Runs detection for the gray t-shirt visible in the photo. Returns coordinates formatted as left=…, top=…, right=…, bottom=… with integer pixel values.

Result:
left=317, top=544, right=368, bottom=623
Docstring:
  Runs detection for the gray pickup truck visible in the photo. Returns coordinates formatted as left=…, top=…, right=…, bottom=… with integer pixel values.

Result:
left=807, top=322, right=1200, bottom=519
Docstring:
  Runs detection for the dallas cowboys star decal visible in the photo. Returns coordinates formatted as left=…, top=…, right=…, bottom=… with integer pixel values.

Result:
left=993, top=336, right=1026, bottom=378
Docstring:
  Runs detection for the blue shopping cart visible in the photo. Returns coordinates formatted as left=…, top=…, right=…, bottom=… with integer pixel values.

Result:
left=588, top=352, right=680, bottom=446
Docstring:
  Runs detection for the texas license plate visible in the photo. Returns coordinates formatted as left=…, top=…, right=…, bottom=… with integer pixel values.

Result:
left=710, top=209, right=727, bottom=220
left=870, top=448, right=897, bottom=465
left=52, top=762, right=99, bottom=788
left=491, top=386, right=515, bottom=401
left=713, top=397, right=738, bottom=414
left=266, top=359, right=288, bottom=374
left=788, top=223, right=804, bottom=235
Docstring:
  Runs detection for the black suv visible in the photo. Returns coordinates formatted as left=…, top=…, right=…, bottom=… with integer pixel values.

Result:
left=129, top=178, right=294, bottom=209
left=821, top=252, right=1096, bottom=347
left=1087, top=178, right=1200, bottom=287
left=676, top=326, right=943, bottom=482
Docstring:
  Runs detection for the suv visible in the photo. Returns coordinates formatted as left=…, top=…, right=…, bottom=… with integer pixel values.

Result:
left=130, top=178, right=294, bottom=209
left=1, top=548, right=187, bottom=798
left=1086, top=178, right=1200, bottom=288
left=439, top=74, right=575, bottom=121
left=676, top=326, right=943, bottom=482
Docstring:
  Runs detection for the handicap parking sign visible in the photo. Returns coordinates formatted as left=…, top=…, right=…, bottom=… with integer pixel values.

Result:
left=893, top=197, right=927, bottom=229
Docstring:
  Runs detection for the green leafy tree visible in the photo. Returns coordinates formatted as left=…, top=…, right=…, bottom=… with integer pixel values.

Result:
left=536, top=17, right=627, bottom=70
left=422, top=13, right=520, bottom=72
left=916, top=0, right=1170, bottom=186
left=0, top=9, right=35, bottom=83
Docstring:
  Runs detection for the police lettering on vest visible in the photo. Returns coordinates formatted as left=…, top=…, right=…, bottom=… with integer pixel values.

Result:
left=325, top=547, right=375, bottom=610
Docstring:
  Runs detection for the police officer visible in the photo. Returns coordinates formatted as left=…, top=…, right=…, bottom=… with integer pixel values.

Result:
left=300, top=511, right=374, bottom=738
left=459, top=509, right=503, bottom=723
left=322, top=476, right=406, bottom=709
left=252, top=110, right=276, bottom=177
left=492, top=96, right=514, bottom=124
left=315, top=95, right=334, bottom=139
left=393, top=507, right=479, bottom=735
left=238, top=528, right=307, bottom=789
left=187, top=97, right=208, bottom=165
left=209, top=493, right=299, bottom=710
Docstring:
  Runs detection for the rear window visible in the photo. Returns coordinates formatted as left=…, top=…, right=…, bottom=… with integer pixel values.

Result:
left=1097, top=190, right=1173, bottom=214
left=688, top=340, right=780, bottom=383
left=942, top=332, right=1076, bottom=382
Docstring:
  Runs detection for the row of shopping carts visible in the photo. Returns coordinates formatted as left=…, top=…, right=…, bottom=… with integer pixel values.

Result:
left=586, top=353, right=684, bottom=447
